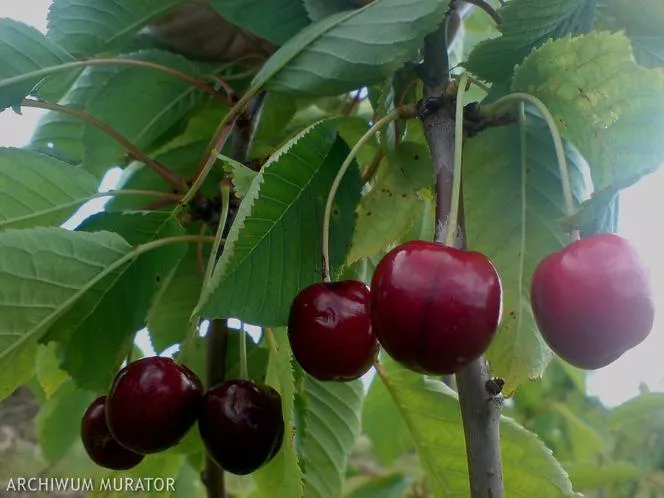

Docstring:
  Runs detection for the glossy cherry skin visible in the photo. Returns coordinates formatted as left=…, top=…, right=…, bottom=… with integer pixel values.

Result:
left=288, top=280, right=379, bottom=381
left=81, top=396, right=144, bottom=470
left=199, top=379, right=284, bottom=475
left=106, top=357, right=203, bottom=454
left=371, top=240, right=502, bottom=374
left=531, top=234, right=655, bottom=370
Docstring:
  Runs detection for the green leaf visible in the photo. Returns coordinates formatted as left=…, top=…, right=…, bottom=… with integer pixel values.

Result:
left=299, top=376, right=364, bottom=498
left=47, top=0, right=187, bottom=56
left=347, top=141, right=433, bottom=265
left=346, top=473, right=413, bottom=498
left=36, top=342, right=69, bottom=398
left=31, top=50, right=214, bottom=177
left=0, top=148, right=98, bottom=231
left=0, top=18, right=74, bottom=110
left=607, top=393, right=664, bottom=430
left=220, top=155, right=259, bottom=199
left=208, top=0, right=310, bottom=45
left=0, top=227, right=132, bottom=402
left=565, top=461, right=643, bottom=490
left=253, top=328, right=304, bottom=498
left=362, top=374, right=414, bottom=466
left=598, top=0, right=664, bottom=68
left=253, top=0, right=448, bottom=96
left=36, top=379, right=95, bottom=462
left=250, top=93, right=299, bottom=158
left=464, top=115, right=591, bottom=393
left=44, top=212, right=186, bottom=390
left=465, top=0, right=596, bottom=86
left=552, top=402, right=605, bottom=461
left=303, top=0, right=360, bottom=21
left=200, top=121, right=361, bottom=326
left=511, top=31, right=664, bottom=192
left=377, top=357, right=575, bottom=497
left=224, top=330, right=269, bottom=383
left=147, top=247, right=203, bottom=353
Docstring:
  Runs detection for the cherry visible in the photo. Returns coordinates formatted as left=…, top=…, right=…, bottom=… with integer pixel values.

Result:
left=288, top=280, right=378, bottom=381
left=106, top=357, right=203, bottom=454
left=81, top=396, right=144, bottom=470
left=199, top=379, right=284, bottom=475
left=531, top=233, right=655, bottom=369
left=371, top=240, right=502, bottom=374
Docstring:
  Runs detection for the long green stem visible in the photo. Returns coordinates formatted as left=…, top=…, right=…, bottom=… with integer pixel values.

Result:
left=483, top=93, right=576, bottom=220
left=22, top=99, right=188, bottom=191
left=321, top=108, right=403, bottom=281
left=202, top=181, right=232, bottom=288
left=0, top=189, right=181, bottom=230
left=3, top=58, right=226, bottom=104
left=445, top=73, right=469, bottom=247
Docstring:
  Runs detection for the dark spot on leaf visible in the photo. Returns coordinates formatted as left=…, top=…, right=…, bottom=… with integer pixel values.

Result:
left=367, top=211, right=372, bottom=216
left=333, top=209, right=339, bottom=216
left=155, top=274, right=161, bottom=283
left=402, top=194, right=408, bottom=199
left=414, top=154, right=420, bottom=160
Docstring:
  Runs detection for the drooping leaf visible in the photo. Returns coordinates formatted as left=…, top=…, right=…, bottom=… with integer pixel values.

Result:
left=0, top=227, right=132, bottom=402
left=147, top=247, right=203, bottom=353
left=250, top=92, right=300, bottom=158
left=253, top=328, right=304, bottom=498
left=377, top=357, right=576, bottom=497
left=0, top=148, right=98, bottom=231
left=200, top=121, right=361, bottom=326
left=47, top=0, right=187, bottom=56
left=31, top=50, right=216, bottom=177
left=0, top=18, right=74, bottom=110
left=253, top=0, right=449, bottom=96
left=464, top=115, right=591, bottom=393
left=299, top=376, right=364, bottom=498
left=552, top=402, right=605, bottom=461
left=303, top=0, right=359, bottom=22
left=220, top=154, right=258, bottom=198
left=347, top=141, right=433, bottom=265
left=362, top=374, right=414, bottom=466
left=208, top=0, right=310, bottom=45
left=511, top=31, right=664, bottom=193
left=36, top=379, right=95, bottom=462
left=42, top=212, right=186, bottom=390
left=607, top=393, right=664, bottom=430
left=465, top=0, right=597, bottom=86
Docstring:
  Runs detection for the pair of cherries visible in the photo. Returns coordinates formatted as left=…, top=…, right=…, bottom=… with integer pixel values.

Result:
left=81, top=357, right=284, bottom=475
left=288, top=234, right=655, bottom=381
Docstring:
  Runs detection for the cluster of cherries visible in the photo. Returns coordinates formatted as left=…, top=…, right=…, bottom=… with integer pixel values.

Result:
left=289, top=234, right=655, bottom=381
left=81, top=357, right=284, bottom=474
left=81, top=232, right=654, bottom=475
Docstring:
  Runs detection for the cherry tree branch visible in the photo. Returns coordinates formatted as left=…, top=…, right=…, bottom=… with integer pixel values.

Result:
left=417, top=18, right=505, bottom=498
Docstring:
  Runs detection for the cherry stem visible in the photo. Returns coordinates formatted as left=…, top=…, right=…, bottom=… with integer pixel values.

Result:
left=21, top=98, right=189, bottom=192
left=445, top=73, right=469, bottom=247
left=202, top=180, right=232, bottom=288
left=321, top=107, right=406, bottom=282
left=483, top=92, right=580, bottom=241
left=461, top=0, right=502, bottom=24
left=239, top=322, right=249, bottom=380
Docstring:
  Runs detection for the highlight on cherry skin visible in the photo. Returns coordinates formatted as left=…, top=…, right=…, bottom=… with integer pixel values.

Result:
left=81, top=396, right=144, bottom=471
left=288, top=280, right=379, bottom=382
left=531, top=233, right=655, bottom=370
left=370, top=240, right=503, bottom=375
left=105, top=356, right=204, bottom=455
left=199, top=379, right=285, bottom=475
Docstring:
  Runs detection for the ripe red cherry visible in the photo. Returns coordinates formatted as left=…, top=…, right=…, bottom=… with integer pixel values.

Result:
left=371, top=240, right=502, bottom=374
left=106, top=357, right=203, bottom=454
left=81, top=396, right=144, bottom=470
left=288, top=280, right=378, bottom=381
left=199, top=379, right=284, bottom=475
left=531, top=233, right=655, bottom=369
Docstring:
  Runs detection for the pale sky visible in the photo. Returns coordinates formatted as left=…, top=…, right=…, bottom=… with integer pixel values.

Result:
left=1, top=3, right=663, bottom=406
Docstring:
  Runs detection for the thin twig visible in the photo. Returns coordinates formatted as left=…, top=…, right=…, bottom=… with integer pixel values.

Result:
left=22, top=98, right=188, bottom=192
left=462, top=0, right=502, bottom=25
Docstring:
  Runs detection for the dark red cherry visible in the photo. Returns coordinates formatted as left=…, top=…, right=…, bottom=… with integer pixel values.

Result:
left=81, top=396, right=144, bottom=470
left=199, top=379, right=284, bottom=475
left=371, top=240, right=502, bottom=374
left=288, top=280, right=378, bottom=381
left=106, top=357, right=203, bottom=454
left=531, top=233, right=655, bottom=369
